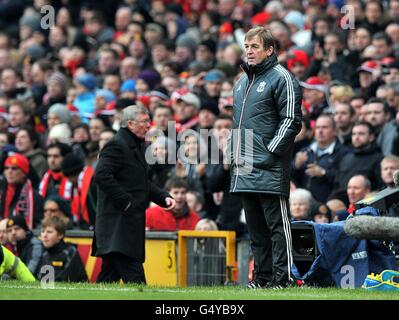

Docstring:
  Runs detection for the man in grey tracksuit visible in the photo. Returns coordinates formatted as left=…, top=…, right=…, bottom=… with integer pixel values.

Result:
left=230, top=26, right=302, bottom=288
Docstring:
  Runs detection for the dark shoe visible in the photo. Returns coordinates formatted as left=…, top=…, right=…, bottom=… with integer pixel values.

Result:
left=266, top=278, right=296, bottom=290
left=247, top=279, right=270, bottom=289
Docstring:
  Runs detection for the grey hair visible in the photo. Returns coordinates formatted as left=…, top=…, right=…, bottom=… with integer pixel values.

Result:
left=120, top=105, right=149, bottom=128
left=290, top=188, right=313, bottom=204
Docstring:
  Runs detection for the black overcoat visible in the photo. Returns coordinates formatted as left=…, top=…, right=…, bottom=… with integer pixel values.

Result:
left=92, top=128, right=169, bottom=261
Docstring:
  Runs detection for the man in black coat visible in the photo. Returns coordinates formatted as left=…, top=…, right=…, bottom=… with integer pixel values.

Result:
left=92, top=105, right=176, bottom=284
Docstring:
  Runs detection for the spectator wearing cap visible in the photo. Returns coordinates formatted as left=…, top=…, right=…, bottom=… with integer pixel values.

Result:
left=199, top=100, right=219, bottom=130
left=136, top=69, right=161, bottom=96
left=47, top=103, right=72, bottom=132
left=73, top=73, right=97, bottom=122
left=120, top=79, right=137, bottom=100
left=36, top=72, right=68, bottom=129
left=311, top=202, right=331, bottom=224
left=95, top=89, right=116, bottom=113
left=356, top=60, right=381, bottom=100
left=61, top=153, right=95, bottom=230
left=43, top=194, right=73, bottom=229
left=202, top=69, right=226, bottom=100
left=6, top=215, right=43, bottom=276
left=198, top=69, right=226, bottom=117
left=0, top=153, right=43, bottom=229
left=300, top=76, right=329, bottom=122
left=19, top=14, right=42, bottom=42
left=175, top=34, right=197, bottom=70
left=148, top=88, right=170, bottom=114
left=286, top=49, right=309, bottom=81
left=48, top=123, right=72, bottom=145
left=176, top=92, right=201, bottom=132
left=195, top=39, right=217, bottom=69
left=283, top=10, right=311, bottom=47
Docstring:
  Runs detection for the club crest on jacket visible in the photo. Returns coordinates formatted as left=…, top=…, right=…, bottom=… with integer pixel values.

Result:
left=257, top=81, right=266, bottom=92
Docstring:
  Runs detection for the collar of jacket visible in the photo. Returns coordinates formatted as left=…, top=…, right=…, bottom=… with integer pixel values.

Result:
left=353, top=142, right=379, bottom=155
left=47, top=239, right=67, bottom=255
left=119, top=127, right=144, bottom=148
left=16, top=231, right=33, bottom=252
left=241, top=53, right=278, bottom=78
left=310, top=139, right=337, bottom=155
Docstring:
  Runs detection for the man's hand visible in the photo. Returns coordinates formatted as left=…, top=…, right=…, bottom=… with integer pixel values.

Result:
left=164, top=197, right=176, bottom=210
left=295, top=151, right=308, bottom=169
left=305, top=163, right=326, bottom=177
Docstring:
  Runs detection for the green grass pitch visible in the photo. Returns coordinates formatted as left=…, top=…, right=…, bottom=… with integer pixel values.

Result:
left=1, top=281, right=399, bottom=300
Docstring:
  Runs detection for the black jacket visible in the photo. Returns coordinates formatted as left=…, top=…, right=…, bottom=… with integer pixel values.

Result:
left=207, top=164, right=245, bottom=236
left=334, top=143, right=383, bottom=191
left=37, top=240, right=87, bottom=282
left=16, top=231, right=43, bottom=276
left=293, top=140, right=349, bottom=203
left=230, top=54, right=302, bottom=197
left=92, top=128, right=170, bottom=261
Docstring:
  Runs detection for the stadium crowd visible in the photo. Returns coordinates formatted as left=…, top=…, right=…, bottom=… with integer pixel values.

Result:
left=1, top=0, right=399, bottom=281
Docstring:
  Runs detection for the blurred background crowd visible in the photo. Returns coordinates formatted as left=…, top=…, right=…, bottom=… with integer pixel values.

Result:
left=0, top=0, right=399, bottom=279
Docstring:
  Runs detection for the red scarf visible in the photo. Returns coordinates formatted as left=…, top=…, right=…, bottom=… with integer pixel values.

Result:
left=71, top=166, right=94, bottom=225
left=347, top=203, right=356, bottom=215
left=5, top=180, right=35, bottom=229
left=4, top=184, right=16, bottom=218
left=39, top=170, right=73, bottom=200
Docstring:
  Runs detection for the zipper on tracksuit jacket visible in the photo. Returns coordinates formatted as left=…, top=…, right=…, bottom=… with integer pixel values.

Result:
left=233, top=74, right=256, bottom=192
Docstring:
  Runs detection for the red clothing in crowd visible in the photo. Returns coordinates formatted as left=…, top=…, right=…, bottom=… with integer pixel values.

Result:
left=145, top=205, right=200, bottom=231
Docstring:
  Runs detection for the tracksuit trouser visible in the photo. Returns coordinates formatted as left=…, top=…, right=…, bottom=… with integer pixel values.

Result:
left=241, top=193, right=293, bottom=283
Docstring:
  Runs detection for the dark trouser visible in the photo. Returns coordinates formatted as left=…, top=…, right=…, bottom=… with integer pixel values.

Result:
left=241, top=193, right=293, bottom=283
left=96, top=252, right=146, bottom=284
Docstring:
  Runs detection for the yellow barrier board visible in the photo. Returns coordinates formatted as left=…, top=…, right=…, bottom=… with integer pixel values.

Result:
left=65, top=237, right=178, bottom=286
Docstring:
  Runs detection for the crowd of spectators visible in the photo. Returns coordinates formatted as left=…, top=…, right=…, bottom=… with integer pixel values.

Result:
left=0, top=0, right=399, bottom=281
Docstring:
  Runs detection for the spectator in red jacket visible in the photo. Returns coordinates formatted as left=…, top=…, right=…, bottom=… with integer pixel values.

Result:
left=146, top=177, right=200, bottom=231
